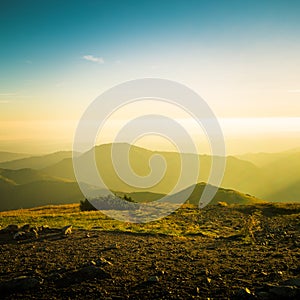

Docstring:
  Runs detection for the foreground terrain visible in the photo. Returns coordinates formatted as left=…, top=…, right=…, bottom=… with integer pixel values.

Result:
left=0, top=203, right=300, bottom=299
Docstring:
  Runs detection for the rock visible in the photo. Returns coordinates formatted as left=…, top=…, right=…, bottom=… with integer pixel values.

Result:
left=102, top=243, right=120, bottom=251
left=0, top=276, right=42, bottom=293
left=30, top=226, right=38, bottom=233
left=21, top=224, right=30, bottom=232
left=156, top=270, right=165, bottom=276
left=269, top=285, right=297, bottom=298
left=109, top=243, right=119, bottom=249
left=282, top=278, right=300, bottom=287
left=55, top=266, right=111, bottom=287
left=39, top=225, right=52, bottom=233
left=96, top=257, right=113, bottom=266
left=148, top=276, right=159, bottom=283
left=256, top=291, right=270, bottom=299
left=13, top=231, right=27, bottom=240
left=61, top=225, right=72, bottom=235
left=1, top=224, right=19, bottom=233
left=291, top=266, right=300, bottom=275
left=27, top=229, right=39, bottom=239
left=13, top=230, right=38, bottom=240
left=77, top=266, right=110, bottom=278
left=235, top=287, right=255, bottom=299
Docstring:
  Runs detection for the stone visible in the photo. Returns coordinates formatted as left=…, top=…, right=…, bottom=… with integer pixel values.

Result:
left=148, top=276, right=159, bottom=283
left=1, top=224, right=19, bottom=233
left=282, top=278, right=300, bottom=287
left=61, top=225, right=72, bottom=235
left=27, top=229, right=39, bottom=239
left=156, top=270, right=165, bottom=276
left=13, top=231, right=26, bottom=240
left=21, top=224, right=30, bottom=232
left=55, top=266, right=111, bottom=287
left=13, top=229, right=38, bottom=240
left=256, top=291, right=270, bottom=299
left=236, top=287, right=254, bottom=299
left=269, top=285, right=297, bottom=298
left=0, top=276, right=42, bottom=293
left=97, top=257, right=113, bottom=266
left=39, top=225, right=52, bottom=233
left=218, top=201, right=228, bottom=207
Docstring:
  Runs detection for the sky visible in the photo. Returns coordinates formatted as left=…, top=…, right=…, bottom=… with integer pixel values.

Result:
left=0, top=0, right=299, bottom=154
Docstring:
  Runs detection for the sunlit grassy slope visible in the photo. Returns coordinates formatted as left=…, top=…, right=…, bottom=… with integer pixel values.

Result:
left=1, top=202, right=299, bottom=237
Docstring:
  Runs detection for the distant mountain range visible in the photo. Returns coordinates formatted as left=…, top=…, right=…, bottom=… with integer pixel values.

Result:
left=0, top=151, right=31, bottom=163
left=0, top=143, right=299, bottom=211
left=0, top=168, right=263, bottom=211
left=0, top=151, right=78, bottom=170
left=0, top=167, right=82, bottom=211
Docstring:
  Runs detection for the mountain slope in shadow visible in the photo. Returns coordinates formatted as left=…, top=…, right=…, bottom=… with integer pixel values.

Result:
left=0, top=151, right=78, bottom=170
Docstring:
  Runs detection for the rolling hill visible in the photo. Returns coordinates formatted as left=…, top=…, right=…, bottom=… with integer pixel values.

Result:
left=0, top=151, right=31, bottom=163
left=0, top=178, right=263, bottom=211
left=0, top=151, right=78, bottom=170
left=0, top=168, right=65, bottom=185
left=121, top=183, right=264, bottom=205
left=265, top=181, right=300, bottom=202
left=0, top=144, right=299, bottom=211
left=180, top=183, right=264, bottom=205
left=44, top=143, right=261, bottom=195
left=0, top=161, right=265, bottom=211
left=0, top=180, right=83, bottom=211
left=0, top=168, right=83, bottom=211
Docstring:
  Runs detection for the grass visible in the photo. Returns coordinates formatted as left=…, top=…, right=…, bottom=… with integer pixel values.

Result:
left=1, top=202, right=299, bottom=237
left=0, top=203, right=227, bottom=236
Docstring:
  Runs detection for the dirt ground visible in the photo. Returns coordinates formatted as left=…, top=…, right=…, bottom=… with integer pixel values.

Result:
left=0, top=204, right=300, bottom=299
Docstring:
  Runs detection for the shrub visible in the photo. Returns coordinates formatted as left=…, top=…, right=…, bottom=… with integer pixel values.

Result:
left=80, top=194, right=137, bottom=211
left=80, top=199, right=97, bottom=211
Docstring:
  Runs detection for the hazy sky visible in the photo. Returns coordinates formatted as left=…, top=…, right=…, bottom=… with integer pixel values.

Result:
left=0, top=0, right=299, bottom=154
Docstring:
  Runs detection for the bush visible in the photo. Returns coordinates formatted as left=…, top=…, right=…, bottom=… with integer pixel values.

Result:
left=80, top=194, right=137, bottom=211
left=80, top=199, right=97, bottom=211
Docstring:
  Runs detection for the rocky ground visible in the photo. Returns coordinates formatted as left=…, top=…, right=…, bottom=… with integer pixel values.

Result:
left=0, top=204, right=300, bottom=299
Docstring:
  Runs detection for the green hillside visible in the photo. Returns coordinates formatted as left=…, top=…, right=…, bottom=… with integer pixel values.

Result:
left=0, top=180, right=83, bottom=211
left=0, top=172, right=264, bottom=212
left=0, top=168, right=83, bottom=211
left=44, top=143, right=260, bottom=195
left=123, top=183, right=263, bottom=206
left=0, top=175, right=16, bottom=189
left=39, top=144, right=300, bottom=202
left=241, top=152, right=300, bottom=201
left=43, top=157, right=76, bottom=180
left=0, top=144, right=298, bottom=211
left=0, top=168, right=64, bottom=185
left=266, top=181, right=300, bottom=202
left=183, top=183, right=264, bottom=205
left=0, top=151, right=31, bottom=163
left=0, top=151, right=77, bottom=170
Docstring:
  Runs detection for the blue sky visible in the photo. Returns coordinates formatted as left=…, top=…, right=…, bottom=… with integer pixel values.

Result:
left=1, top=0, right=300, bottom=87
left=0, top=0, right=300, bottom=153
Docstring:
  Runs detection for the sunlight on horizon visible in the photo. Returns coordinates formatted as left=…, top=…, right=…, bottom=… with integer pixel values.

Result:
left=0, top=116, right=299, bottom=155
